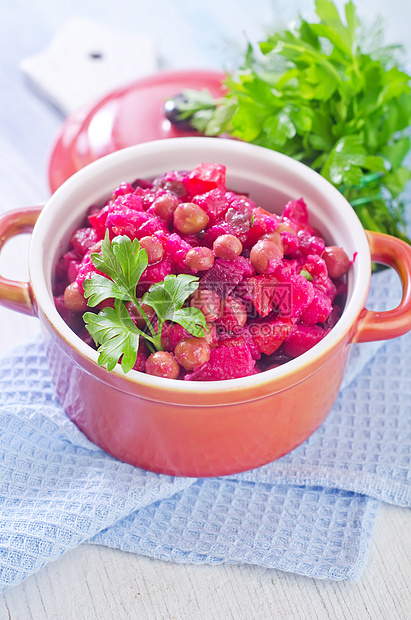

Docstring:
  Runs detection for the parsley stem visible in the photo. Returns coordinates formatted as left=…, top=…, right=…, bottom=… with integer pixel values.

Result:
left=128, top=320, right=156, bottom=345
left=154, top=319, right=164, bottom=352
left=133, top=299, right=157, bottom=339
left=350, top=194, right=384, bottom=207
left=278, top=42, right=341, bottom=83
left=143, top=339, right=156, bottom=354
left=354, top=205, right=384, bottom=233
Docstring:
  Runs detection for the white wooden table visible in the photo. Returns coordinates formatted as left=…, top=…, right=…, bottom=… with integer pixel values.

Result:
left=0, top=1, right=410, bottom=617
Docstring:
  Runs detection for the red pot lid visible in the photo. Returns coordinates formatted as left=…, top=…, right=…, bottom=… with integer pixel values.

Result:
left=48, top=69, right=226, bottom=193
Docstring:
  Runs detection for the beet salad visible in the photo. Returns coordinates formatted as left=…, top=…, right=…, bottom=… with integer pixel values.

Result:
left=53, top=162, right=351, bottom=380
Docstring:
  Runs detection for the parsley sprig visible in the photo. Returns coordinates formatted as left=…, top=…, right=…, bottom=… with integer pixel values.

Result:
left=167, top=0, right=411, bottom=243
left=83, top=232, right=207, bottom=373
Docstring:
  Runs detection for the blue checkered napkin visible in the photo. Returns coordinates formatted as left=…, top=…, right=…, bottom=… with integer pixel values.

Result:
left=0, top=269, right=408, bottom=590
left=92, top=480, right=379, bottom=581
left=0, top=397, right=194, bottom=590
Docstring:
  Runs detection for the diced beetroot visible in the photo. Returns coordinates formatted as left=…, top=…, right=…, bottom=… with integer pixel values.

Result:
left=303, top=254, right=328, bottom=280
left=134, top=216, right=168, bottom=239
left=219, top=335, right=247, bottom=348
left=88, top=205, right=110, bottom=239
left=97, top=298, right=116, bottom=310
left=55, top=249, right=80, bottom=283
left=160, top=322, right=192, bottom=352
left=240, top=324, right=262, bottom=360
left=250, top=318, right=291, bottom=356
left=202, top=222, right=238, bottom=247
left=87, top=204, right=101, bottom=218
left=224, top=199, right=253, bottom=236
left=218, top=327, right=261, bottom=360
left=136, top=187, right=170, bottom=211
left=313, top=275, right=337, bottom=302
left=112, top=182, right=135, bottom=198
left=184, top=343, right=255, bottom=381
left=301, top=289, right=333, bottom=325
left=244, top=207, right=280, bottom=248
left=152, top=170, right=188, bottom=198
left=153, top=231, right=191, bottom=268
left=297, top=230, right=326, bottom=256
left=132, top=341, right=150, bottom=372
left=225, top=191, right=256, bottom=211
left=230, top=278, right=255, bottom=316
left=204, top=322, right=219, bottom=348
left=179, top=233, right=202, bottom=247
left=274, top=269, right=315, bottom=319
left=105, top=208, right=150, bottom=238
left=244, top=274, right=277, bottom=317
left=105, top=209, right=167, bottom=240
left=283, top=324, right=328, bottom=358
left=136, top=259, right=173, bottom=295
left=333, top=278, right=348, bottom=299
left=183, top=163, right=226, bottom=198
left=70, top=227, right=98, bottom=257
left=132, top=177, right=154, bottom=190
left=67, top=260, right=80, bottom=283
left=217, top=296, right=247, bottom=332
left=281, top=231, right=300, bottom=255
left=290, top=274, right=316, bottom=319
left=274, top=259, right=301, bottom=280
left=111, top=193, right=144, bottom=212
left=75, top=253, right=101, bottom=292
left=282, top=198, right=309, bottom=226
left=321, top=305, right=342, bottom=329
left=262, top=347, right=293, bottom=370
left=199, top=256, right=255, bottom=299
left=192, top=188, right=229, bottom=226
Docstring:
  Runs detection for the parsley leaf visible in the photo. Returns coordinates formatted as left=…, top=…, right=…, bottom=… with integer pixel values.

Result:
left=169, top=307, right=209, bottom=337
left=84, top=231, right=148, bottom=306
left=142, top=274, right=207, bottom=349
left=84, top=300, right=142, bottom=373
left=166, top=0, right=411, bottom=243
left=82, top=235, right=207, bottom=373
left=300, top=268, right=314, bottom=281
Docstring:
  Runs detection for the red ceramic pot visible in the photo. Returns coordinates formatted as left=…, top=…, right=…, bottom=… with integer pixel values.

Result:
left=1, top=138, right=411, bottom=477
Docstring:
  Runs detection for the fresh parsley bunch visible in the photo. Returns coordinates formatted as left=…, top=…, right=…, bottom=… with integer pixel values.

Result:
left=83, top=232, right=207, bottom=373
left=169, top=0, right=411, bottom=242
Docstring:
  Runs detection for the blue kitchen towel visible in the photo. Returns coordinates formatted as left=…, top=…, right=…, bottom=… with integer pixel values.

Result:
left=0, top=269, right=409, bottom=590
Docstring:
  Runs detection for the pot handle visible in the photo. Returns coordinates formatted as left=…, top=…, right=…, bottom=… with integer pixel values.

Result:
left=352, top=230, right=411, bottom=343
left=0, top=206, right=42, bottom=316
